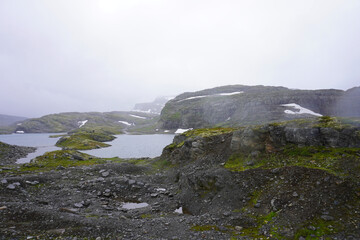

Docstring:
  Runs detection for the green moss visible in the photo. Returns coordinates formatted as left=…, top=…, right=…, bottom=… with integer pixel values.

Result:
left=295, top=217, right=342, bottom=239
left=56, top=131, right=115, bottom=150
left=224, top=145, right=360, bottom=181
left=140, top=214, right=152, bottom=219
left=183, top=127, right=235, bottom=138
left=164, top=141, right=185, bottom=151
left=17, top=150, right=123, bottom=173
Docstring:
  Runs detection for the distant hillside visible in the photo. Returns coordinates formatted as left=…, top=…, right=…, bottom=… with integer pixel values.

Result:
left=133, top=96, right=174, bottom=114
left=159, top=85, right=360, bottom=129
left=0, top=114, right=27, bottom=126
left=15, top=111, right=159, bottom=134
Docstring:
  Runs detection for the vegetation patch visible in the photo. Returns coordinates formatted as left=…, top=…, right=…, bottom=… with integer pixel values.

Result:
left=294, top=217, right=343, bottom=239
left=17, top=150, right=122, bottom=172
left=56, top=131, right=115, bottom=150
left=225, top=145, right=360, bottom=181
left=183, top=127, right=236, bottom=138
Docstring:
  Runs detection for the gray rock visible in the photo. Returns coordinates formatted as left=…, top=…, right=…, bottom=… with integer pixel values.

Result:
left=1, top=179, right=7, bottom=184
left=7, top=184, right=16, bottom=190
left=74, top=203, right=83, bottom=208
left=321, top=215, right=334, bottom=221
left=254, top=203, right=261, bottom=208
left=128, top=180, right=136, bottom=185
left=102, top=171, right=110, bottom=177
left=292, top=192, right=298, bottom=197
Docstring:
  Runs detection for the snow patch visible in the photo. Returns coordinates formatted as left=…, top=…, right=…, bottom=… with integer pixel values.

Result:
left=175, top=128, right=193, bottom=134
left=281, top=103, right=322, bottom=117
left=174, top=207, right=183, bottom=214
left=15, top=131, right=24, bottom=134
left=77, top=120, right=88, bottom=128
left=178, top=91, right=243, bottom=102
left=119, top=121, right=134, bottom=126
left=129, top=114, right=147, bottom=119
left=155, top=188, right=166, bottom=192
left=218, top=91, right=243, bottom=96
left=164, top=130, right=170, bottom=133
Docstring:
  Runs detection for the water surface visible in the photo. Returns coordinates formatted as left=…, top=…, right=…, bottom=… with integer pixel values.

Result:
left=81, top=134, right=175, bottom=158
left=0, top=133, right=61, bottom=163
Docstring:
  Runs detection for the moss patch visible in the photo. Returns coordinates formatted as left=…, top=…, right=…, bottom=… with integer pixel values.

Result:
left=183, top=127, right=235, bottom=138
left=225, top=145, right=360, bottom=181
left=56, top=131, right=115, bottom=150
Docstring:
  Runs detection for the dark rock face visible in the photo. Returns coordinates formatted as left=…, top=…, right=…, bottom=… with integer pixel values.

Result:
left=159, top=85, right=360, bottom=129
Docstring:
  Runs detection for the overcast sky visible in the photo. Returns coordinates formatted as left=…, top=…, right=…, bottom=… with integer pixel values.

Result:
left=1, top=0, right=359, bottom=117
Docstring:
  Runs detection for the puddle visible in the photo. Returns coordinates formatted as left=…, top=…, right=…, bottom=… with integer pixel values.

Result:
left=121, top=202, right=149, bottom=209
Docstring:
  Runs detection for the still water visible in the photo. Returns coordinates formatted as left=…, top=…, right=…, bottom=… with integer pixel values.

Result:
left=0, top=133, right=175, bottom=163
left=0, top=133, right=61, bottom=163
left=80, top=134, right=175, bottom=158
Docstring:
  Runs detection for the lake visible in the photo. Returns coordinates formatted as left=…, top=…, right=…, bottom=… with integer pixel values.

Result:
left=80, top=134, right=175, bottom=158
left=0, top=133, right=61, bottom=164
left=0, top=133, right=175, bottom=163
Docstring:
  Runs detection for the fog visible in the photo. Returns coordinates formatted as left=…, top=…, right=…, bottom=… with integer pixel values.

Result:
left=0, top=0, right=359, bottom=117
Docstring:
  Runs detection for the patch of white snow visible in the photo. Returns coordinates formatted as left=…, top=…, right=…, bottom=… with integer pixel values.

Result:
left=118, top=121, right=133, bottom=126
left=177, top=91, right=244, bottom=102
left=15, top=131, right=24, bottom=134
left=77, top=120, right=88, bottom=128
left=218, top=91, right=243, bottom=96
left=174, top=207, right=183, bottom=214
left=281, top=103, right=322, bottom=117
left=164, top=130, right=170, bottom=133
left=129, top=114, right=147, bottom=119
left=175, top=128, right=193, bottom=134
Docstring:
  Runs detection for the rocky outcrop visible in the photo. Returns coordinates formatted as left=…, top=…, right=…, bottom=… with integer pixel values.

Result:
left=0, top=141, right=36, bottom=165
left=160, top=119, right=360, bottom=238
left=159, top=85, right=360, bottom=129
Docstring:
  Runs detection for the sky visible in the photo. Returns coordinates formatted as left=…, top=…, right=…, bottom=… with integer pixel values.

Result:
left=0, top=0, right=359, bottom=117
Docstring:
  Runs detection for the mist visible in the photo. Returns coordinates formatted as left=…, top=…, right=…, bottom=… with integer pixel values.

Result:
left=1, top=0, right=359, bottom=117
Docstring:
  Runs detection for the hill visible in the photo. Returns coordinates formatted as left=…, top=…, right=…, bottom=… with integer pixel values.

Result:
left=0, top=114, right=27, bottom=126
left=159, top=85, right=360, bottom=129
left=15, top=111, right=159, bottom=134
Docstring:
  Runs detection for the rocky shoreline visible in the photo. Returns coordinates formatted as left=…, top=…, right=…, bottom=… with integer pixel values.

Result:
left=0, top=118, right=360, bottom=239
left=0, top=141, right=36, bottom=165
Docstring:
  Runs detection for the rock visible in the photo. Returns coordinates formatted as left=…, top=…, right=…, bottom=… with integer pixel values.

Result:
left=235, top=226, right=243, bottom=231
left=59, top=208, right=79, bottom=214
left=74, top=203, right=84, bottom=208
left=102, top=171, right=110, bottom=177
left=254, top=203, right=261, bottom=208
left=128, top=179, right=136, bottom=185
left=1, top=179, right=7, bottom=184
left=7, top=184, right=16, bottom=190
left=13, top=182, right=21, bottom=186
left=0, top=206, right=7, bottom=210
left=293, top=192, right=298, bottom=197
left=151, top=193, right=158, bottom=198
left=321, top=215, right=334, bottom=221
left=56, top=166, right=65, bottom=170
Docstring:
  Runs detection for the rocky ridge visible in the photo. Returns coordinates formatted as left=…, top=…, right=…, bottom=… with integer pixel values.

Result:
left=159, top=85, right=360, bottom=129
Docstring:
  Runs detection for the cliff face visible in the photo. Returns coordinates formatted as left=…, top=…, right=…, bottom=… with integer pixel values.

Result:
left=159, top=85, right=360, bottom=129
